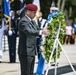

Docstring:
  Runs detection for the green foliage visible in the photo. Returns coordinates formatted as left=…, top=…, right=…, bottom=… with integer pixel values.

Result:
left=40, top=0, right=76, bottom=20
left=10, top=0, right=76, bottom=19
left=43, top=12, right=66, bottom=62
left=40, top=0, right=51, bottom=19
left=25, top=0, right=33, bottom=4
left=65, top=0, right=76, bottom=19
left=70, top=0, right=76, bottom=6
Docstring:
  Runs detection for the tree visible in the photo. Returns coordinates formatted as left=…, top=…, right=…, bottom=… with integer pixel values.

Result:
left=9, top=0, right=76, bottom=20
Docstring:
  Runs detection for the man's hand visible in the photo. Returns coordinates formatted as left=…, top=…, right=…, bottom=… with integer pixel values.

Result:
left=42, top=28, right=50, bottom=35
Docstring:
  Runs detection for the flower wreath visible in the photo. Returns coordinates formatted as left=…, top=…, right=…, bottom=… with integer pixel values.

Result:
left=40, top=11, right=66, bottom=62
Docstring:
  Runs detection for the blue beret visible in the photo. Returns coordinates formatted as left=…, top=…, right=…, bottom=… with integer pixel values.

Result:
left=26, top=4, right=38, bottom=11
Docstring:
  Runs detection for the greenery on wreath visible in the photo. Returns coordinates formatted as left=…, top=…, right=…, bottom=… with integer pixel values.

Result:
left=43, top=11, right=66, bottom=62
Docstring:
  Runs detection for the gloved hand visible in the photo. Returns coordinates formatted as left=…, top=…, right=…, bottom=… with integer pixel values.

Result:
left=8, top=30, right=12, bottom=36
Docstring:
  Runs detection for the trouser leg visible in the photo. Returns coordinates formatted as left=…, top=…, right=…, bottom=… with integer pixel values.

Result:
left=19, top=55, right=35, bottom=75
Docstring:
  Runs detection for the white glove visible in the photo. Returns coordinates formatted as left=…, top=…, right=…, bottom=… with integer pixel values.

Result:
left=8, top=30, right=12, bottom=36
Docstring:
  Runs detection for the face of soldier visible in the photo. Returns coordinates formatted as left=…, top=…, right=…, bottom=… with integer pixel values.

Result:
left=39, top=12, right=42, bottom=17
left=50, top=10, right=58, bottom=13
left=36, top=12, right=42, bottom=18
left=26, top=10, right=36, bottom=19
left=50, top=7, right=59, bottom=13
left=10, top=11, right=15, bottom=17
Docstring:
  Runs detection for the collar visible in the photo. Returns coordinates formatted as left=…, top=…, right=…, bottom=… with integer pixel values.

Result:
left=25, top=15, right=31, bottom=21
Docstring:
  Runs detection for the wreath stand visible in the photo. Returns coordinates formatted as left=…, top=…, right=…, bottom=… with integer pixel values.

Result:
left=45, top=24, right=76, bottom=75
